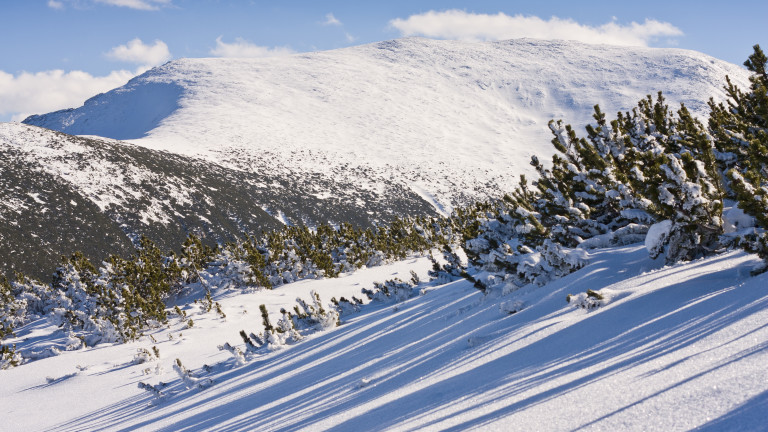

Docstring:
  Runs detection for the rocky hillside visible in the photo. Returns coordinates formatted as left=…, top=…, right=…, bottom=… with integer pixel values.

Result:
left=0, top=123, right=436, bottom=279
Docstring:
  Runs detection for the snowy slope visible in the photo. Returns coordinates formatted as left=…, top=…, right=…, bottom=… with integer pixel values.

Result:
left=24, top=37, right=752, bottom=212
left=0, top=123, right=440, bottom=279
left=0, top=122, right=281, bottom=279
left=2, top=246, right=767, bottom=431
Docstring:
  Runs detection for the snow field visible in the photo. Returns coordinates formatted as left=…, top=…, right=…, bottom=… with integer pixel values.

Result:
left=2, top=246, right=767, bottom=431
left=0, top=258, right=432, bottom=431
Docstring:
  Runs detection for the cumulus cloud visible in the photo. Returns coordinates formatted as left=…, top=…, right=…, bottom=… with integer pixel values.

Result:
left=321, top=12, right=357, bottom=44
left=0, top=69, right=135, bottom=121
left=106, top=38, right=171, bottom=67
left=323, top=13, right=341, bottom=26
left=95, top=0, right=171, bottom=9
left=389, top=10, right=683, bottom=47
left=48, top=0, right=172, bottom=10
left=0, top=38, right=168, bottom=121
left=210, top=37, right=295, bottom=58
left=1, top=40, right=167, bottom=122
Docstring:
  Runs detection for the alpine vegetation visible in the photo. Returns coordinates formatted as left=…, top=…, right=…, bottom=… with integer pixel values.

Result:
left=232, top=291, right=340, bottom=355
left=463, top=45, right=768, bottom=292
left=0, top=218, right=446, bottom=362
left=709, top=46, right=768, bottom=267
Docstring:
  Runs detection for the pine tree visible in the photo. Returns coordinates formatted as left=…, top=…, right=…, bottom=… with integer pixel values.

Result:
left=709, top=44, right=768, bottom=269
left=0, top=344, right=21, bottom=369
left=0, top=276, right=22, bottom=339
left=259, top=304, right=273, bottom=332
left=106, top=236, right=182, bottom=339
left=536, top=108, right=630, bottom=246
left=180, top=234, right=215, bottom=283
left=542, top=93, right=725, bottom=262
left=625, top=95, right=723, bottom=260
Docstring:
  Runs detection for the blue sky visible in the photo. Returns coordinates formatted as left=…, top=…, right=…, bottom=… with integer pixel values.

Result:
left=1, top=0, right=765, bottom=121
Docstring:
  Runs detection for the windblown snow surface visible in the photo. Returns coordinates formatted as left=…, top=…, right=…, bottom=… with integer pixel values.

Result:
left=2, top=245, right=767, bottom=431
left=24, top=37, right=751, bottom=212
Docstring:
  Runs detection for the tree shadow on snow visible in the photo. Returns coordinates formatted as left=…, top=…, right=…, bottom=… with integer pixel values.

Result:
left=50, top=250, right=768, bottom=431
left=693, top=388, right=768, bottom=431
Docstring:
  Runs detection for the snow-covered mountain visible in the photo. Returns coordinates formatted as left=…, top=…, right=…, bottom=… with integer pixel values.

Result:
left=24, top=37, right=751, bottom=213
left=3, top=244, right=767, bottom=430
left=5, top=37, right=752, bottom=278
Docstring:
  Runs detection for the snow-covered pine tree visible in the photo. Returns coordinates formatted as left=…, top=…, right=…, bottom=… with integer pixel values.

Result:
left=709, top=45, right=768, bottom=270
left=0, top=343, right=21, bottom=369
left=48, top=254, right=126, bottom=345
left=516, top=239, right=589, bottom=287
left=259, top=304, right=273, bottom=333
left=463, top=177, right=545, bottom=268
left=619, top=94, right=724, bottom=262
left=179, top=233, right=215, bottom=284
left=291, top=291, right=339, bottom=330
left=543, top=93, right=724, bottom=263
left=709, top=45, right=767, bottom=180
left=105, top=236, right=183, bottom=340
left=427, top=243, right=470, bottom=284
left=241, top=237, right=273, bottom=289
left=536, top=105, right=630, bottom=247
left=173, top=358, right=212, bottom=389
left=0, top=276, right=25, bottom=340
left=459, top=106, right=639, bottom=289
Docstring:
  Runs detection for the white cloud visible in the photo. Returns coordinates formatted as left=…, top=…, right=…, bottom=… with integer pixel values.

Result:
left=0, top=38, right=168, bottom=121
left=210, top=37, right=295, bottom=58
left=323, top=13, right=342, bottom=26
left=106, top=38, right=171, bottom=67
left=321, top=12, right=357, bottom=45
left=389, top=10, right=683, bottom=47
left=0, top=69, right=136, bottom=121
left=48, top=0, right=171, bottom=10
left=93, top=0, right=171, bottom=10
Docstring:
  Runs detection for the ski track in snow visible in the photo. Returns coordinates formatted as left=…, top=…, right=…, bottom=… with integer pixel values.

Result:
left=2, top=247, right=767, bottom=431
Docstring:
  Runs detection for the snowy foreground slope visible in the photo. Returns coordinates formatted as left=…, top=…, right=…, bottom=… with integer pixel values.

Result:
left=3, top=245, right=767, bottom=431
left=24, top=38, right=751, bottom=211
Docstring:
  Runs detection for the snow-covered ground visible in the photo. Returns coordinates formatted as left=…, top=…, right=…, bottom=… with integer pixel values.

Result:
left=24, top=37, right=751, bottom=211
left=3, top=245, right=767, bottom=431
